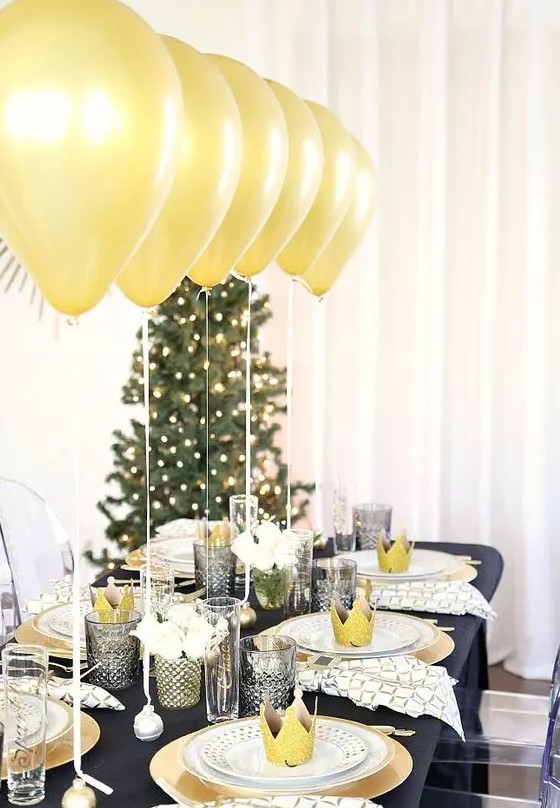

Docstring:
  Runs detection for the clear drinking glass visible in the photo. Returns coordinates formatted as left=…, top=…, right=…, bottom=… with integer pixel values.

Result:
left=311, top=558, right=358, bottom=612
left=238, top=635, right=296, bottom=718
left=193, top=540, right=236, bottom=598
left=229, top=494, right=259, bottom=539
left=84, top=610, right=141, bottom=690
left=140, top=560, right=175, bottom=617
left=202, top=596, right=241, bottom=723
left=332, top=479, right=356, bottom=554
left=353, top=503, right=392, bottom=551
left=283, top=529, right=314, bottom=618
left=3, top=644, right=48, bottom=805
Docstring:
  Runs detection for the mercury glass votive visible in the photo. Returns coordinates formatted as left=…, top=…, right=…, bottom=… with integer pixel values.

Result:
left=353, top=503, right=392, bottom=551
left=193, top=539, right=236, bottom=598
left=84, top=610, right=141, bottom=691
left=311, top=558, right=357, bottom=612
left=238, top=635, right=296, bottom=718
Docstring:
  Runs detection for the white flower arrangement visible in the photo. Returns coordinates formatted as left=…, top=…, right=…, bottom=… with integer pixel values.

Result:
left=231, top=521, right=297, bottom=572
left=131, top=603, right=227, bottom=661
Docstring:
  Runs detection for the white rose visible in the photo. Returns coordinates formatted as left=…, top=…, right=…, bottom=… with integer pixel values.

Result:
left=254, top=521, right=282, bottom=549
left=130, top=613, right=161, bottom=651
left=153, top=621, right=186, bottom=660
left=231, top=529, right=258, bottom=566
left=167, top=602, right=197, bottom=629
left=252, top=542, right=275, bottom=571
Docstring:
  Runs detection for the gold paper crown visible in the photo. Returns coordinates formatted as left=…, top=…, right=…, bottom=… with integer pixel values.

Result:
left=376, top=530, right=415, bottom=573
left=330, top=597, right=375, bottom=647
left=259, top=691, right=317, bottom=766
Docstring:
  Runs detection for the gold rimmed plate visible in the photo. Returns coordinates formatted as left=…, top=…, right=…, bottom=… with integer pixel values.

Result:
left=150, top=720, right=412, bottom=803
left=15, top=614, right=85, bottom=661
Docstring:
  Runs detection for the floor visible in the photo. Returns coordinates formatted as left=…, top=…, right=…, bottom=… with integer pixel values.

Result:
left=487, top=664, right=550, bottom=800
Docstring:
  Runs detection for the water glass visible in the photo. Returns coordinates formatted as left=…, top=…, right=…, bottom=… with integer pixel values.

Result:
left=140, top=560, right=175, bottom=617
left=194, top=540, right=236, bottom=597
left=283, top=529, right=314, bottom=618
left=202, top=596, right=241, bottom=723
left=311, top=558, right=357, bottom=612
left=238, top=635, right=296, bottom=717
left=353, top=503, right=392, bottom=551
left=332, top=479, right=356, bottom=554
left=229, top=494, right=259, bottom=539
left=85, top=610, right=141, bottom=690
left=3, top=644, right=48, bottom=805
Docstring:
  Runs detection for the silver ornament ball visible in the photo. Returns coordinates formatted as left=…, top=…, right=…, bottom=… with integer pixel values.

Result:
left=134, top=704, right=164, bottom=741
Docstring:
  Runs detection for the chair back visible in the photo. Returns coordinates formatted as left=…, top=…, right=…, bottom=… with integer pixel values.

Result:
left=551, top=646, right=560, bottom=715
left=541, top=695, right=560, bottom=807
left=0, top=478, right=72, bottom=616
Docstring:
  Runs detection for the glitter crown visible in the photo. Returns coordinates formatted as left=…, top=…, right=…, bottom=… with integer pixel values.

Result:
left=259, top=690, right=317, bottom=766
left=376, top=530, right=415, bottom=573
left=330, top=596, right=375, bottom=647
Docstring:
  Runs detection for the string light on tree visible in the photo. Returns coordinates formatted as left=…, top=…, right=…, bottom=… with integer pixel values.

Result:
left=94, top=278, right=311, bottom=562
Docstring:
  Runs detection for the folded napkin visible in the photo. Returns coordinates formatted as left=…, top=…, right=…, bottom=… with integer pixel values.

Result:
left=156, top=518, right=198, bottom=538
left=298, top=654, right=464, bottom=739
left=371, top=580, right=495, bottom=620
left=25, top=575, right=91, bottom=615
left=48, top=677, right=124, bottom=710
left=152, top=799, right=382, bottom=808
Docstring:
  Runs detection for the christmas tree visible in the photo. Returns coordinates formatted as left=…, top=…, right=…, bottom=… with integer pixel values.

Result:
left=95, top=276, right=311, bottom=563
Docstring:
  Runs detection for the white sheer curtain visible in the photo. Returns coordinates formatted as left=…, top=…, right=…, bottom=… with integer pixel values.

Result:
left=238, top=0, right=559, bottom=678
left=305, top=0, right=559, bottom=679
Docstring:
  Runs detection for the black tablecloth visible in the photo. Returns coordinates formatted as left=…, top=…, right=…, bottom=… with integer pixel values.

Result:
left=37, top=541, right=502, bottom=808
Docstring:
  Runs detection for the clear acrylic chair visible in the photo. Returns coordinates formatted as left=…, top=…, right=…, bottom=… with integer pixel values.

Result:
left=0, top=478, right=73, bottom=621
left=431, top=647, right=560, bottom=777
left=540, top=695, right=560, bottom=807
left=422, top=693, right=560, bottom=807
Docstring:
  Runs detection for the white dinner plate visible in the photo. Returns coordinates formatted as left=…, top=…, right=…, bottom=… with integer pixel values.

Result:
left=276, top=610, right=438, bottom=659
left=279, top=612, right=419, bottom=659
left=182, top=717, right=394, bottom=795
left=339, top=548, right=463, bottom=582
left=201, top=722, right=367, bottom=786
left=34, top=601, right=90, bottom=645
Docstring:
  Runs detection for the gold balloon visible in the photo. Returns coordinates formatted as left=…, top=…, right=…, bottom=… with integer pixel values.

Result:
left=236, top=80, right=323, bottom=278
left=117, top=38, right=242, bottom=308
left=301, top=139, right=376, bottom=297
left=277, top=102, right=357, bottom=278
left=187, top=55, right=288, bottom=289
left=0, top=0, right=184, bottom=316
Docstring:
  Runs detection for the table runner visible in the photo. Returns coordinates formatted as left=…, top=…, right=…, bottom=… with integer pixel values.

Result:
left=34, top=541, right=503, bottom=808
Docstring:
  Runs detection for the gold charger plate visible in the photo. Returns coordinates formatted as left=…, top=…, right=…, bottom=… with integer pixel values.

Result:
left=262, top=611, right=454, bottom=666
left=1, top=710, right=100, bottom=777
left=15, top=613, right=86, bottom=661
left=150, top=721, right=412, bottom=802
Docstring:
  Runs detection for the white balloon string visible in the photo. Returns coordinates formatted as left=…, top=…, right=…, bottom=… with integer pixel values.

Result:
left=141, top=309, right=152, bottom=707
left=243, top=279, right=252, bottom=603
left=286, top=279, right=295, bottom=529
left=204, top=289, right=210, bottom=579
left=313, top=299, right=327, bottom=535
left=69, top=318, right=112, bottom=795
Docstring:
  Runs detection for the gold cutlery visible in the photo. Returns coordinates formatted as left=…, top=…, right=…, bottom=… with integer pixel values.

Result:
left=376, top=725, right=416, bottom=737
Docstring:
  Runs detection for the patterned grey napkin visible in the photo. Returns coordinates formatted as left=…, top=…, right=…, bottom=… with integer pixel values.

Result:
left=48, top=677, right=125, bottom=710
left=372, top=580, right=495, bottom=620
left=298, top=655, right=464, bottom=739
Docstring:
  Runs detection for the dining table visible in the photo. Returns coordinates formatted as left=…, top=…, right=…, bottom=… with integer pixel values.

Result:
left=30, top=540, right=503, bottom=808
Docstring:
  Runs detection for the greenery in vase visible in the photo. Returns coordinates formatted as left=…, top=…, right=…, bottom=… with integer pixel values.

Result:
left=94, top=277, right=311, bottom=566
left=253, top=567, right=287, bottom=610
